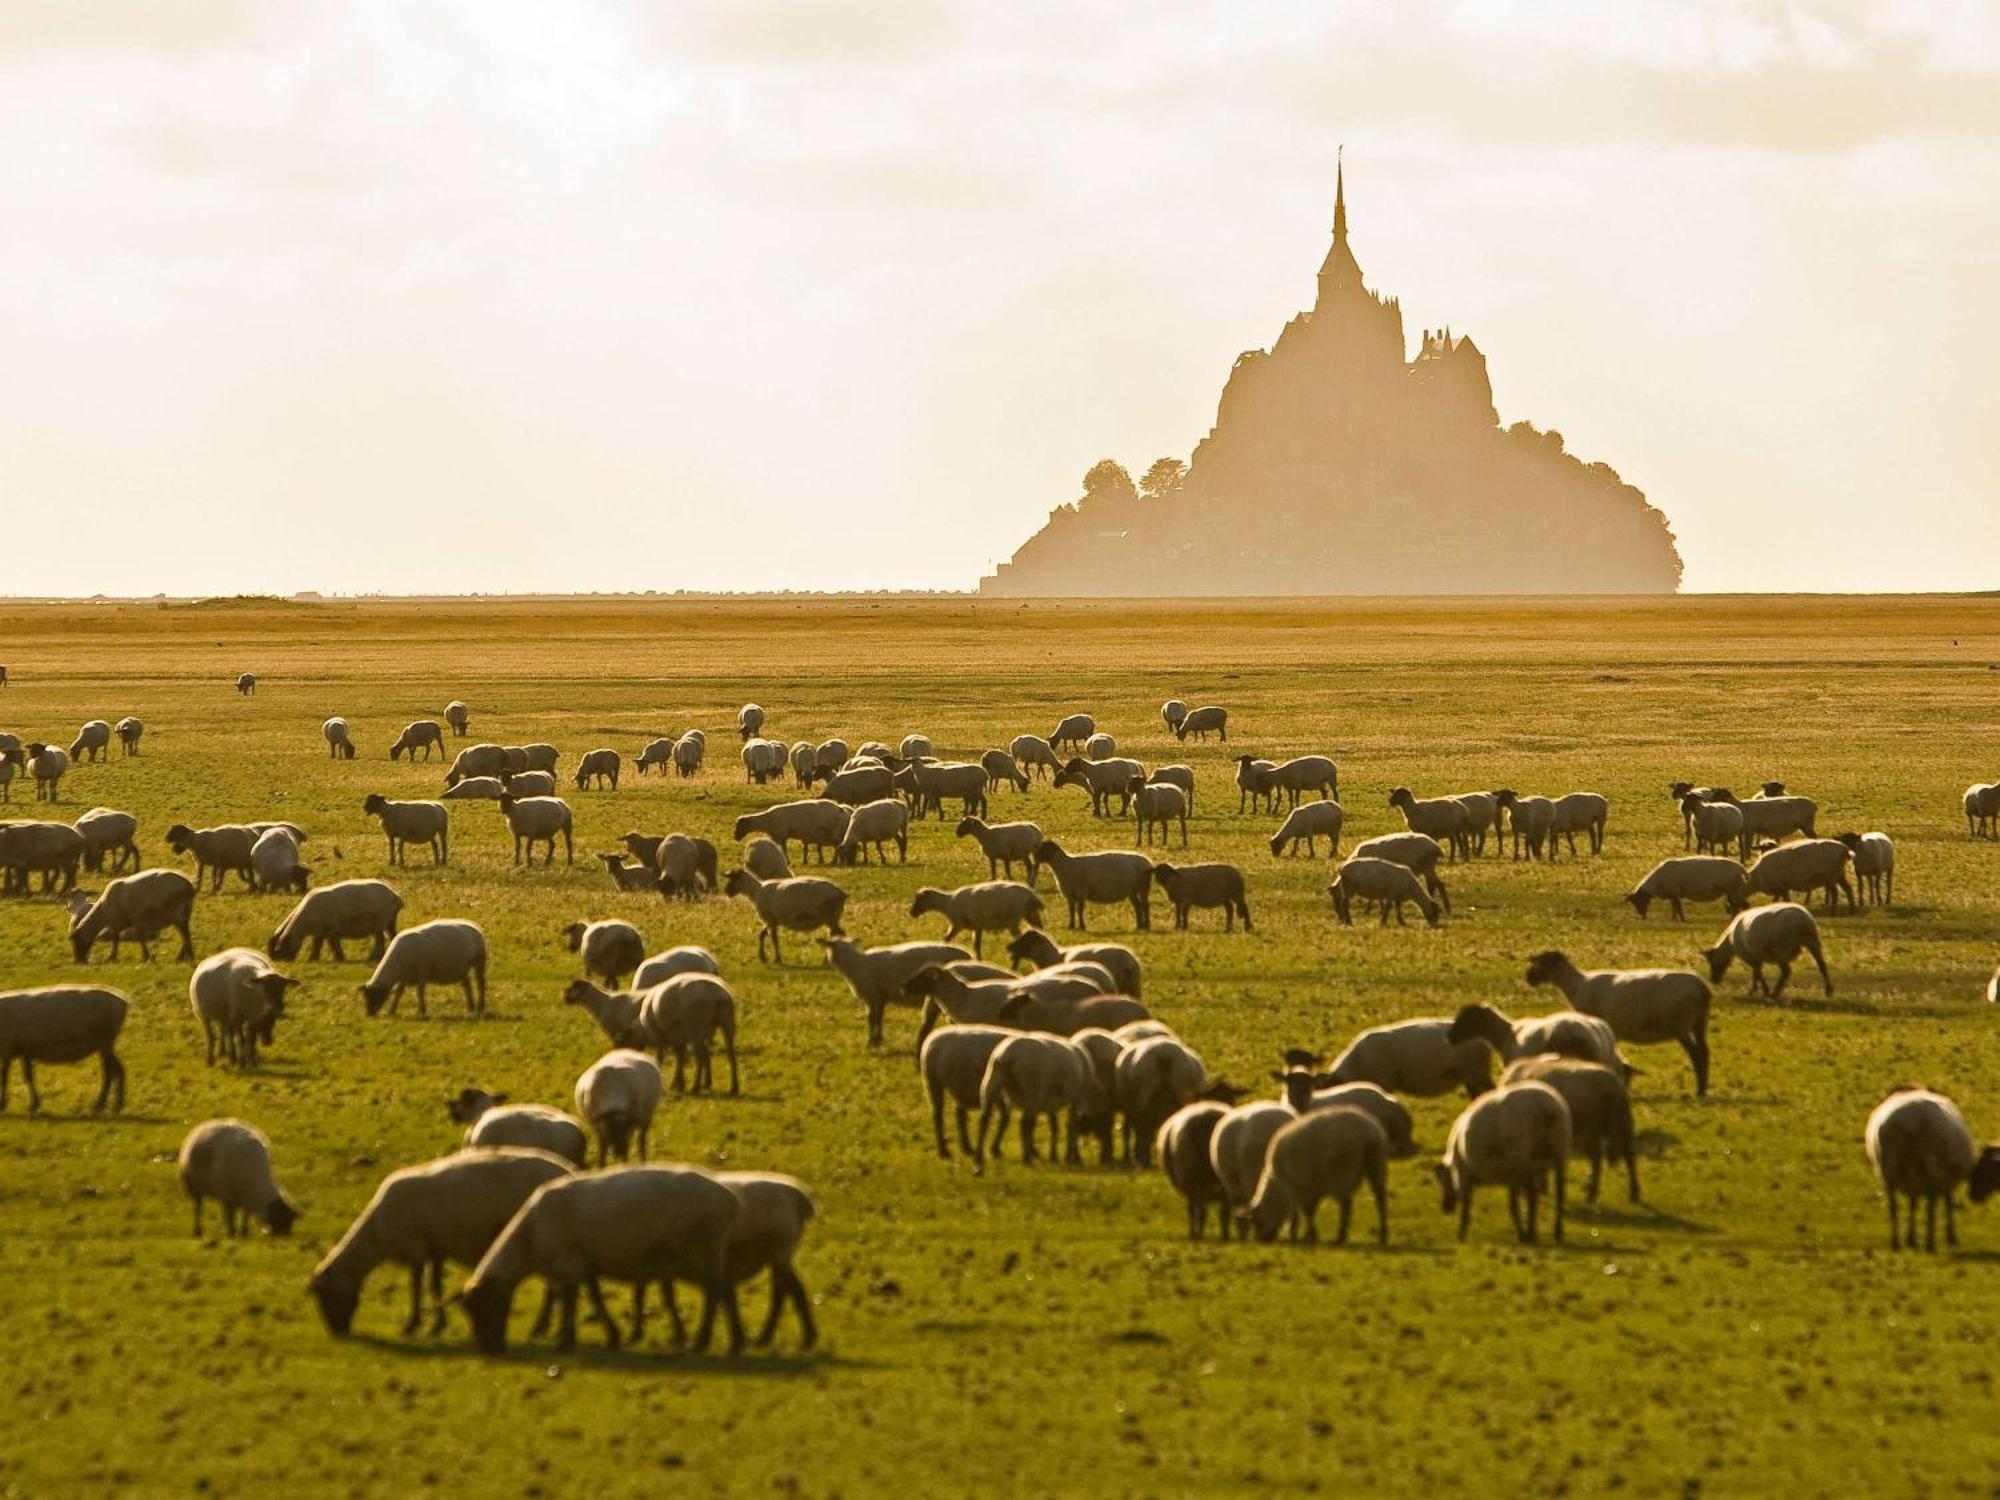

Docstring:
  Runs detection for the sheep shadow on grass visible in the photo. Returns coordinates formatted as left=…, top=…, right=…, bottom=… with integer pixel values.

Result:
left=354, top=1332, right=875, bottom=1377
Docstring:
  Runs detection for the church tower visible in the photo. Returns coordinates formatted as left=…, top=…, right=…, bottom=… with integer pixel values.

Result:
left=1315, top=151, right=1365, bottom=307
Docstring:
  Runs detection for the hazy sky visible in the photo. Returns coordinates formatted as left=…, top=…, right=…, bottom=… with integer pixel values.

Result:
left=3, top=1, right=1995, bottom=595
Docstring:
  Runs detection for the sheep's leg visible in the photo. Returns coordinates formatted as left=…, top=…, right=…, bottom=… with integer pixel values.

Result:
left=402, top=1264, right=425, bottom=1335
left=1523, top=1184, right=1540, bottom=1245
left=1586, top=1143, right=1602, bottom=1204
left=190, top=1196, right=203, bottom=1237
left=1018, top=1109, right=1036, bottom=1164
left=1506, top=1186, right=1523, bottom=1241
left=1771, top=961, right=1791, bottom=1001
left=1458, top=1184, right=1473, bottom=1241
left=1946, top=1193, right=1959, bottom=1248
left=1552, top=1162, right=1565, bottom=1244
left=554, top=1284, right=580, bottom=1351
left=427, top=1260, right=449, bottom=1335
left=20, top=1058, right=39, bottom=1114
left=583, top=1278, right=621, bottom=1348
left=1682, top=1031, right=1710, bottom=1097
left=1885, top=1192, right=1902, bottom=1249
left=1924, top=1194, right=1939, bottom=1253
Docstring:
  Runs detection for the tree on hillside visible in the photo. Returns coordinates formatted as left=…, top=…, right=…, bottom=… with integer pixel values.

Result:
left=1080, top=460, right=1137, bottom=509
left=1140, top=458, right=1186, bottom=503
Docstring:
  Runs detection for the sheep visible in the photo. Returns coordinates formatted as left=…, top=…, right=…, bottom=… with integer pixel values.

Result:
left=909, top=880, right=1043, bottom=956
left=811, top=738, right=850, bottom=774
left=1247, top=1106, right=1389, bottom=1245
left=1965, top=783, right=2000, bottom=838
left=1325, top=1018, right=1494, bottom=1098
left=457, top=1163, right=743, bottom=1355
left=634, top=1171, right=820, bottom=1352
left=1388, top=785, right=1471, bottom=860
left=68, top=869, right=196, bottom=962
left=1159, top=699, right=1188, bottom=733
left=1209, top=1100, right=1297, bottom=1231
left=819, top=762, right=896, bottom=807
left=1048, top=713, right=1095, bottom=751
left=635, top=736, right=677, bottom=775
left=1144, top=763, right=1195, bottom=812
left=310, top=1147, right=575, bottom=1336
left=896, top=733, right=933, bottom=760
left=441, top=742, right=505, bottom=784
left=390, top=720, right=447, bottom=762
left=249, top=825, right=307, bottom=894
left=922, top=1024, right=1017, bottom=1158
left=162, top=821, right=259, bottom=891
left=992, top=990, right=1149, bottom=1038
left=72, top=806, right=140, bottom=874
left=442, top=700, right=470, bottom=736
left=497, top=794, right=572, bottom=867
left=0, top=747, right=15, bottom=802
left=1006, top=928, right=1141, bottom=999
left=1550, top=791, right=1610, bottom=856
left=732, top=799, right=849, bottom=864
left=1434, top=1080, right=1571, bottom=1243
left=977, top=748, right=1029, bottom=794
left=446, top=1089, right=591, bottom=1166
left=1171, top=704, right=1228, bottom=742
left=973, top=1032, right=1107, bottom=1170
left=1866, top=1087, right=1978, bottom=1251
left=499, top=768, right=558, bottom=799
left=573, top=748, right=621, bottom=791
left=1705, top=901, right=1831, bottom=999
left=189, top=947, right=296, bottom=1067
left=651, top=833, right=712, bottom=901
left=738, top=703, right=766, bottom=740
left=1447, top=1003, right=1624, bottom=1072
left=1493, top=789, right=1557, bottom=861
left=179, top=1119, right=297, bottom=1238
left=1836, top=831, right=1896, bottom=906
left=788, top=741, right=816, bottom=786
left=361, top=794, right=449, bottom=866
left=837, top=798, right=911, bottom=865
left=1525, top=949, right=1712, bottom=1095
left=1036, top=839, right=1154, bottom=929
left=741, top=737, right=788, bottom=784
left=632, top=946, right=721, bottom=990
left=1114, top=1036, right=1211, bottom=1165
left=629, top=972, right=739, bottom=1094
left=1500, top=1056, right=1639, bottom=1204
left=1670, top=794, right=1743, bottom=857
left=1744, top=837, right=1855, bottom=913
left=1250, top=755, right=1340, bottom=810
left=1670, top=782, right=1737, bottom=847
left=236, top=673, right=256, bottom=695
left=823, top=937, right=973, bottom=1047
left=68, top=719, right=111, bottom=762
left=950, top=817, right=1037, bottom=885
left=1148, top=863, right=1247, bottom=932
left=1326, top=857, right=1442, bottom=927
left=0, top=819, right=85, bottom=894
left=906, top=760, right=989, bottom=821
left=0, top=985, right=127, bottom=1112
left=442, top=776, right=506, bottom=802
left=722, top=869, right=846, bottom=962
left=1269, top=800, right=1343, bottom=859
left=673, top=732, right=705, bottom=778
left=1011, top=734, right=1062, bottom=780
left=359, top=918, right=487, bottom=1018
left=1157, top=1100, right=1233, bottom=1237
left=563, top=979, right=644, bottom=1048
left=26, top=743, right=68, bottom=801
left=563, top=919, right=645, bottom=988
left=1289, top=1078, right=1418, bottom=1159
left=1129, top=778, right=1188, bottom=848
left=267, top=879, right=401, bottom=962
left=574, top=1049, right=663, bottom=1164
left=903, top=965, right=1035, bottom=1047
left=1625, top=856, right=1748, bottom=922
left=1349, top=832, right=1451, bottom=912
left=1451, top=790, right=1502, bottom=855
left=1081, top=733, right=1117, bottom=764
left=510, top=743, right=560, bottom=775
left=732, top=836, right=790, bottom=884
left=1727, top=792, right=1818, bottom=858
left=1235, top=756, right=1277, bottom=815
left=321, top=716, right=356, bottom=759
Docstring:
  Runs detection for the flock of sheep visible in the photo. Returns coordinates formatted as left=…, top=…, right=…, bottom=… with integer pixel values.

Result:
left=3, top=679, right=2000, bottom=1368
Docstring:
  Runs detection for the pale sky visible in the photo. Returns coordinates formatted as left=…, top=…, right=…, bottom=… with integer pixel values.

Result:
left=2, top=1, right=1995, bottom=595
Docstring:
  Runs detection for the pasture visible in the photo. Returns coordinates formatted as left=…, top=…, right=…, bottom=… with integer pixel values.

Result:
left=2, top=593, right=1998, bottom=1497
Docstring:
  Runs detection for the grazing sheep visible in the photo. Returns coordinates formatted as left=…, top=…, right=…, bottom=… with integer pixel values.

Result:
left=1157, top=1100, right=1233, bottom=1237
left=1745, top=838, right=1855, bottom=913
left=0, top=820, right=85, bottom=894
left=0, top=985, right=127, bottom=1112
left=1248, top=755, right=1340, bottom=811
left=1549, top=792, right=1610, bottom=856
left=236, top=673, right=256, bottom=696
left=573, top=748, right=621, bottom=791
left=1326, top=857, right=1442, bottom=928
left=1049, top=713, right=1095, bottom=752
left=1349, top=832, right=1452, bottom=913
left=1525, top=949, right=1712, bottom=1095
left=447, top=1089, right=591, bottom=1166
left=738, top=703, right=766, bottom=740
left=189, top=947, right=295, bottom=1067
left=267, top=879, right=401, bottom=962
left=499, top=768, right=557, bottom=798
left=789, top=741, right=816, bottom=787
left=574, top=1049, right=663, bottom=1165
left=1493, top=789, right=1556, bottom=861
left=905, top=760, right=989, bottom=821
left=1129, top=778, right=1188, bottom=848
left=1500, top=1056, right=1639, bottom=1204
left=1678, top=793, right=1745, bottom=856
left=1287, top=1078, right=1418, bottom=1159
left=1836, top=831, right=1896, bottom=906
left=1011, top=734, right=1061, bottom=780
left=26, top=743, right=68, bottom=802
left=992, top=990, right=1149, bottom=1038
left=638, top=1170, right=820, bottom=1352
left=563, top=919, right=645, bottom=988
left=823, top=937, right=973, bottom=1047
left=1269, top=800, right=1344, bottom=859
left=1006, top=928, right=1141, bottom=999
left=1965, top=783, right=2000, bottom=838
left=673, top=732, right=705, bottom=778
left=1035, top=839, right=1154, bottom=930
left=1705, top=902, right=1832, bottom=999
left=1388, top=786, right=1471, bottom=861
left=1235, top=756, right=1277, bottom=815
left=68, top=869, right=197, bottom=962
left=322, top=717, right=357, bottom=760
left=632, top=946, right=721, bottom=989
left=973, top=1032, right=1107, bottom=1171
left=732, top=799, right=848, bottom=865
left=649, top=833, right=713, bottom=901
left=1160, top=699, right=1188, bottom=733
left=1325, top=1018, right=1494, bottom=1098
left=443, top=742, right=508, bottom=784
left=630, top=972, right=739, bottom=1094
left=361, top=795, right=449, bottom=866
left=980, top=748, right=1030, bottom=794
left=390, top=721, right=448, bottom=763
left=497, top=794, right=572, bottom=867
left=1866, top=1087, right=1977, bottom=1251
left=1450, top=791, right=1502, bottom=856
left=0, top=747, right=16, bottom=802
left=599, top=854, right=653, bottom=891
left=563, top=978, right=644, bottom=1048
left=250, top=826, right=308, bottom=894
left=442, top=776, right=507, bottom=802
left=922, top=1024, right=1017, bottom=1159
left=1209, top=1100, right=1297, bottom=1231
left=1727, top=792, right=1818, bottom=858
left=179, top=1119, right=296, bottom=1237
left=68, top=719, right=111, bottom=763
left=819, top=762, right=896, bottom=806
left=1083, top=732, right=1118, bottom=762
left=359, top=919, right=487, bottom=1018
left=955, top=817, right=1042, bottom=884
left=636, top=736, right=677, bottom=776
left=1152, top=862, right=1251, bottom=931
left=909, top=881, right=1043, bottom=956
left=740, top=738, right=788, bottom=785
left=310, top=1147, right=574, bottom=1336
left=510, top=743, right=560, bottom=775
left=722, top=869, right=846, bottom=962
left=1434, top=1081, right=1571, bottom=1243
left=1625, top=856, right=1748, bottom=922
left=73, top=806, right=140, bottom=874
left=1114, top=1036, right=1211, bottom=1165
left=1249, top=1107, right=1389, bottom=1245
left=1145, top=763, right=1196, bottom=813
left=1447, top=1003, right=1624, bottom=1071
left=837, top=798, right=911, bottom=865
left=443, top=701, right=470, bottom=737
left=1173, top=705, right=1229, bottom=742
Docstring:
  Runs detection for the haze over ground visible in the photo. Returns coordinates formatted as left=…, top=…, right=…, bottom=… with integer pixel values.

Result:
left=2, top=1, right=1994, bottom=596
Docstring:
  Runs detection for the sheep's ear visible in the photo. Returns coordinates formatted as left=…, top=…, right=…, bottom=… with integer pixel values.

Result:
left=491, top=1092, right=509, bottom=1105
left=1268, top=1069, right=1287, bottom=1083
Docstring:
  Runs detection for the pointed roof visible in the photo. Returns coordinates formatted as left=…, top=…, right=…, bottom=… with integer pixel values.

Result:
left=1317, top=148, right=1364, bottom=293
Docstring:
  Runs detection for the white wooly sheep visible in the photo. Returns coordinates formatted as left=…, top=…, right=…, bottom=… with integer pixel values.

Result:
left=1326, top=857, right=1442, bottom=927
left=636, top=736, right=676, bottom=775
left=1625, top=856, right=1748, bottom=922
left=1433, top=1081, right=1572, bottom=1244
left=164, top=822, right=259, bottom=890
left=1113, top=1036, right=1209, bottom=1166
left=1745, top=838, right=1855, bottom=913
left=574, top=1049, right=664, bottom=1165
left=1548, top=792, right=1610, bottom=856
left=1349, top=832, right=1452, bottom=913
left=443, top=776, right=506, bottom=801
left=115, top=716, right=143, bottom=756
left=310, top=1147, right=575, bottom=1337
left=1272, top=1068, right=1417, bottom=1158
left=26, top=742, right=68, bottom=801
left=499, top=769, right=557, bottom=798
left=722, top=869, right=847, bottom=963
left=1157, top=1100, right=1233, bottom=1238
left=1048, top=713, right=1095, bottom=751
left=635, top=1171, right=819, bottom=1352
left=390, top=721, right=448, bottom=763
left=189, top=947, right=296, bottom=1068
left=632, top=945, right=721, bottom=990
left=444, top=701, right=471, bottom=737
left=563, top=979, right=644, bottom=1048
left=236, top=673, right=256, bottom=695
left=360, top=795, right=449, bottom=866
left=1677, top=794, right=1744, bottom=855
left=1387, top=786, right=1472, bottom=860
left=1500, top=1056, right=1638, bottom=1204
left=630, top=972, right=739, bottom=1095
left=1704, top=901, right=1831, bottom=999
left=1965, top=783, right=2000, bottom=838
left=1492, top=790, right=1557, bottom=861
left=72, top=806, right=140, bottom=873
left=563, top=919, right=645, bottom=988
left=1152, top=862, right=1251, bottom=931
left=250, top=826, right=308, bottom=894
left=1866, top=1087, right=1977, bottom=1251
left=1084, top=731, right=1117, bottom=760
left=1173, top=705, right=1228, bottom=742
left=738, top=702, right=766, bottom=740
left=1208, top=1100, right=1297, bottom=1229
left=178, top=1118, right=298, bottom=1238
left=920, top=1023, right=1016, bottom=1160
left=673, top=732, right=705, bottom=778
left=740, top=737, right=788, bottom=784
left=322, top=717, right=356, bottom=760
left=908, top=881, right=1043, bottom=956
left=1246, top=755, right=1339, bottom=810
left=1324, top=1018, right=1493, bottom=1098
left=973, top=1032, right=1107, bottom=1171
left=573, top=748, right=621, bottom=791
left=1160, top=699, right=1189, bottom=733
left=1727, top=792, right=1818, bottom=857
left=732, top=799, right=848, bottom=864
left=813, top=739, right=851, bottom=776
left=508, top=743, right=560, bottom=775
left=955, top=817, right=1043, bottom=884
left=1248, top=1106, right=1390, bottom=1245
left=497, top=795, right=572, bottom=867
left=1524, top=950, right=1711, bottom=1095
left=69, top=719, right=112, bottom=762
left=1235, top=756, right=1277, bottom=815
left=788, top=741, right=816, bottom=786
left=1011, top=734, right=1061, bottom=780
left=268, top=878, right=402, bottom=962
left=742, top=836, right=792, bottom=881
left=838, top=798, right=911, bottom=865
left=446, top=1088, right=590, bottom=1166
left=897, top=733, right=934, bottom=760
left=1269, top=800, right=1344, bottom=859
left=1835, top=832, right=1895, bottom=906
left=1447, top=1003, right=1626, bottom=1074
left=906, top=761, right=989, bottom=821
left=68, top=869, right=197, bottom=963
left=1450, top=791, right=1501, bottom=856
left=980, top=748, right=1030, bottom=794
left=359, top=919, right=487, bottom=1018
left=1034, top=840, right=1155, bottom=930
left=819, top=762, right=896, bottom=807
left=1, top=820, right=86, bottom=896
left=1129, top=779, right=1188, bottom=848
left=1006, top=927, right=1142, bottom=999
left=0, top=985, right=129, bottom=1112
left=821, top=937, right=972, bottom=1048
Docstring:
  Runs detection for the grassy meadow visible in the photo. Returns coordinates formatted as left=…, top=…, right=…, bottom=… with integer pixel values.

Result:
left=2, top=593, right=1999, bottom=1497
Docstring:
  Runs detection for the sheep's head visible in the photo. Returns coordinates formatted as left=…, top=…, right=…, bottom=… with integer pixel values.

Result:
left=953, top=816, right=981, bottom=838
left=1005, top=929, right=1050, bottom=969
left=1523, top=951, right=1567, bottom=988
left=1271, top=1065, right=1317, bottom=1112
left=1151, top=865, right=1178, bottom=889
left=1702, top=943, right=1732, bottom=983
left=1834, top=832, right=1863, bottom=851
left=909, top=888, right=946, bottom=918
left=900, top=965, right=944, bottom=1000
left=1387, top=786, right=1413, bottom=808
left=359, top=983, right=392, bottom=1017
left=561, top=922, right=587, bottom=952
left=561, top=978, right=602, bottom=1008
left=459, top=1279, right=513, bottom=1354
left=1624, top=891, right=1651, bottom=918
left=1033, top=839, right=1063, bottom=862
left=446, top=1087, right=501, bottom=1125
left=721, top=869, right=754, bottom=899
left=1447, top=1005, right=1503, bottom=1047
left=360, top=795, right=386, bottom=816
left=309, top=1270, right=359, bottom=1337
left=1969, top=1147, right=2000, bottom=1205
left=262, top=1199, right=298, bottom=1236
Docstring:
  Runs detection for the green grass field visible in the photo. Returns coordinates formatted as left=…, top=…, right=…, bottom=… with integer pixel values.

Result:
left=2, top=594, right=1998, bottom=1498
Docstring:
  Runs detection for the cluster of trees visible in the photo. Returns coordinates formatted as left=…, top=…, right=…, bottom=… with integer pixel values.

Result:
left=1077, top=457, right=1187, bottom=510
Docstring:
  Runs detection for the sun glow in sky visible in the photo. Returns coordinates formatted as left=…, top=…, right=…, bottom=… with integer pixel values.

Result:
left=2, top=1, right=1994, bottom=595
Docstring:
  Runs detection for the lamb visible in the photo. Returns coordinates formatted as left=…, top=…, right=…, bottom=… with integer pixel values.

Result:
left=823, top=937, right=973, bottom=1047
left=359, top=918, right=487, bottom=1017
left=444, top=701, right=471, bottom=737
left=1499, top=1056, right=1639, bottom=1204
left=1625, top=856, right=1748, bottom=922
left=1152, top=862, right=1251, bottom=931
left=1269, top=800, right=1344, bottom=859
left=1248, top=1107, right=1390, bottom=1245
left=563, top=919, right=645, bottom=988
left=236, top=672, right=256, bottom=695
left=1173, top=705, right=1229, bottom=742
left=1208, top=1100, right=1298, bottom=1231
left=1727, top=792, right=1818, bottom=858
left=361, top=795, right=449, bottom=866
left=632, top=946, right=722, bottom=989
left=1326, top=857, right=1442, bottom=927
left=73, top=806, right=140, bottom=873
left=1965, top=783, right=2000, bottom=838
left=574, top=1049, right=664, bottom=1164
left=1006, top=928, right=1141, bottom=999
left=0, top=820, right=85, bottom=893
left=956, top=817, right=1044, bottom=884
left=390, top=721, right=447, bottom=762
left=1048, top=713, right=1095, bottom=751
left=1678, top=793, right=1745, bottom=856
left=1524, top=949, right=1712, bottom=1094
left=497, top=794, right=572, bottom=866
left=1493, top=789, right=1556, bottom=861
left=267, top=879, right=401, bottom=962
left=446, top=1089, right=591, bottom=1166
left=909, top=880, right=1043, bottom=956
left=573, top=748, right=621, bottom=791
left=922, top=1023, right=1017, bottom=1159
left=1349, top=832, right=1452, bottom=913
left=980, top=748, right=1030, bottom=794
left=1035, top=839, right=1154, bottom=930
left=630, top=972, right=739, bottom=1094
left=992, top=990, right=1149, bottom=1038
left=973, top=1032, right=1107, bottom=1170
left=1744, top=838, right=1855, bottom=913
left=673, top=732, right=704, bottom=778
left=0, top=985, right=128, bottom=1112
left=1836, top=831, right=1896, bottom=906
left=1549, top=792, right=1610, bottom=856
left=69, top=719, right=111, bottom=762
left=738, top=702, right=766, bottom=740
left=1434, top=1080, right=1571, bottom=1243
left=25, top=743, right=67, bottom=801
left=310, top=1147, right=575, bottom=1336
left=906, top=760, right=989, bottom=821
left=818, top=762, right=896, bottom=806
left=68, top=869, right=197, bottom=962
left=322, top=717, right=356, bottom=760
left=250, top=826, right=308, bottom=894
left=1866, top=1087, right=1978, bottom=1251
left=1324, top=1018, right=1494, bottom=1098
left=1388, top=785, right=1471, bottom=860
left=1705, top=901, right=1832, bottom=999
left=743, top=836, right=792, bottom=880
left=838, top=798, right=911, bottom=864
left=1129, top=778, right=1189, bottom=848
left=1235, top=756, right=1277, bottom=815
left=1156, top=1100, right=1233, bottom=1237
left=732, top=799, right=849, bottom=864
left=443, top=776, right=507, bottom=801
left=189, top=947, right=295, bottom=1067
left=1114, top=1036, right=1211, bottom=1165
left=563, top=979, right=644, bottom=1047
left=1011, top=734, right=1062, bottom=780
left=722, top=869, right=847, bottom=962
left=1447, top=1003, right=1624, bottom=1072
left=741, top=737, right=788, bottom=784
left=178, top=1119, right=297, bottom=1237
left=636, top=736, right=677, bottom=775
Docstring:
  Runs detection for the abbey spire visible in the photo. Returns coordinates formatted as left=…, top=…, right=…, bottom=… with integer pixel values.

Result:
left=1316, top=148, right=1364, bottom=304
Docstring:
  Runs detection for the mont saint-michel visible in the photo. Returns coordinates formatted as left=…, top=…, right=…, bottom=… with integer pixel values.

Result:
left=981, top=164, right=1684, bottom=596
